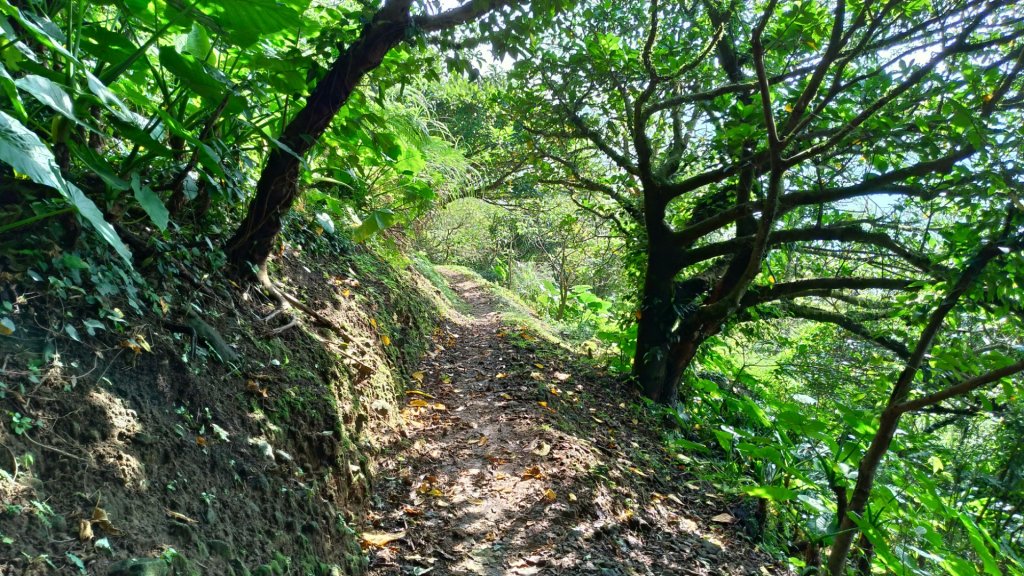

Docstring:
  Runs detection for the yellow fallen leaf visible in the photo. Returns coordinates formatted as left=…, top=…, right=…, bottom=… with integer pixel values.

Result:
left=478, top=436, right=489, bottom=446
left=569, top=493, right=578, bottom=502
left=412, top=371, right=425, bottom=382
left=409, top=399, right=430, bottom=408
left=534, top=363, right=544, bottom=369
left=91, top=506, right=123, bottom=536
left=522, top=466, right=544, bottom=480
left=537, top=401, right=548, bottom=408
left=500, top=393, right=513, bottom=400
left=78, top=519, right=93, bottom=541
left=370, top=318, right=378, bottom=329
left=381, top=335, right=391, bottom=346
left=543, top=488, right=557, bottom=502
left=532, top=442, right=551, bottom=457
left=433, top=403, right=447, bottom=411
left=361, top=530, right=406, bottom=548
left=496, top=373, right=507, bottom=379
left=342, top=289, right=351, bottom=298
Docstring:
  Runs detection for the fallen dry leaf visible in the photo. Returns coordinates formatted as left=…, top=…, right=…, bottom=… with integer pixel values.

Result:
left=543, top=488, right=557, bottom=502
left=91, top=506, right=123, bottom=536
left=412, top=371, right=425, bottom=382
left=409, top=399, right=430, bottom=408
left=532, top=442, right=551, bottom=457
left=522, top=466, right=544, bottom=480
left=711, top=513, right=736, bottom=524
left=78, top=519, right=93, bottom=541
left=360, top=530, right=406, bottom=548
left=406, top=390, right=435, bottom=399
left=165, top=509, right=198, bottom=524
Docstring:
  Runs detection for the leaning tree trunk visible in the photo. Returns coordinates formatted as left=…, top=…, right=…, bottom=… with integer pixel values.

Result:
left=224, top=4, right=413, bottom=271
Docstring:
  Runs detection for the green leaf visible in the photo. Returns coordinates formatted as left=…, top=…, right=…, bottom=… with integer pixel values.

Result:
left=740, top=485, right=797, bottom=501
left=158, top=46, right=229, bottom=102
left=85, top=71, right=138, bottom=125
left=131, top=173, right=170, bottom=231
left=352, top=209, right=396, bottom=243
left=184, top=22, right=212, bottom=59
left=191, top=0, right=310, bottom=47
left=66, top=552, right=86, bottom=574
left=669, top=437, right=710, bottom=454
left=0, top=110, right=131, bottom=262
left=957, top=511, right=1002, bottom=576
left=0, top=62, right=26, bottom=120
left=15, top=75, right=78, bottom=123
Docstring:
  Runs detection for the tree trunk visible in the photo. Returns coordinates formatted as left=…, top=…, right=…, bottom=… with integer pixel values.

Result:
left=633, top=245, right=686, bottom=403
left=224, top=4, right=413, bottom=272
left=826, top=407, right=902, bottom=575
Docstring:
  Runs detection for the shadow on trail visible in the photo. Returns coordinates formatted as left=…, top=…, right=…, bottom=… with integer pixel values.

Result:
left=365, top=270, right=781, bottom=576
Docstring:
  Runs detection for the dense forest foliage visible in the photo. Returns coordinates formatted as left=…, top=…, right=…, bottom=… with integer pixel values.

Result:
left=0, top=0, right=1022, bottom=574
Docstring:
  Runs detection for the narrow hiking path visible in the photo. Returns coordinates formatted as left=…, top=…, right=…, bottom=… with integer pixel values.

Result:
left=365, top=270, right=781, bottom=576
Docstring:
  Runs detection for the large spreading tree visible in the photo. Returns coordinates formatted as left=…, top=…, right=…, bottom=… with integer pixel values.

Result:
left=508, top=0, right=1024, bottom=405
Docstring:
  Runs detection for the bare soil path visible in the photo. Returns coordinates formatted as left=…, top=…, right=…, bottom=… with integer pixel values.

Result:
left=365, top=269, right=781, bottom=576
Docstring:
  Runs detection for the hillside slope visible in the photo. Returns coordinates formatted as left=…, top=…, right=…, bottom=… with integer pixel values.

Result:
left=0, top=240, right=445, bottom=575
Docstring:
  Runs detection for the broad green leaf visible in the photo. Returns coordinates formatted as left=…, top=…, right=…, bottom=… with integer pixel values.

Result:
left=158, top=46, right=228, bottom=102
left=0, top=110, right=131, bottom=262
left=352, top=209, right=396, bottom=243
left=85, top=71, right=138, bottom=125
left=184, top=22, right=212, bottom=59
left=15, top=75, right=78, bottom=122
left=131, top=173, right=170, bottom=231
left=190, top=0, right=310, bottom=46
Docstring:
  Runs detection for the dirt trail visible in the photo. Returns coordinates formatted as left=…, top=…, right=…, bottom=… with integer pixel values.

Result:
left=365, top=270, right=780, bottom=576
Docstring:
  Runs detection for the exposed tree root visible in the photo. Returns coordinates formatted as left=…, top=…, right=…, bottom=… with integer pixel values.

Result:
left=254, top=265, right=374, bottom=372
left=163, top=310, right=240, bottom=363
left=185, top=309, right=240, bottom=363
left=256, top=265, right=353, bottom=343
